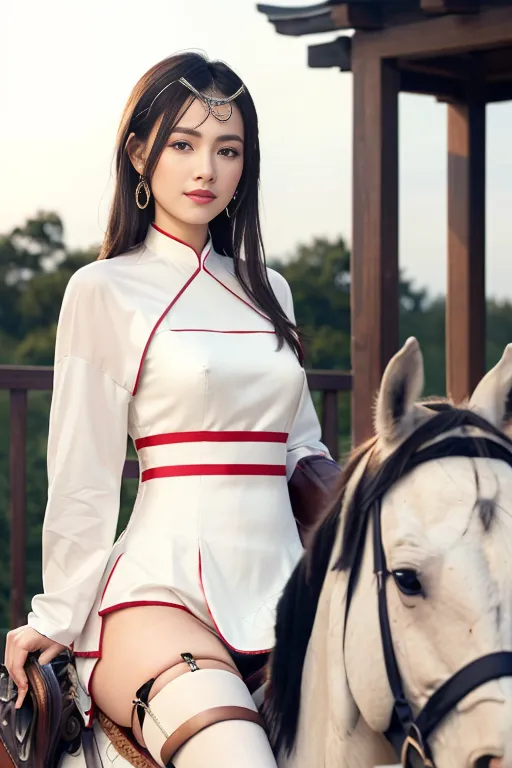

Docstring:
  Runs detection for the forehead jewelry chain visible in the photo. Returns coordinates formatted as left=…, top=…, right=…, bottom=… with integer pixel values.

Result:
left=134, top=77, right=245, bottom=123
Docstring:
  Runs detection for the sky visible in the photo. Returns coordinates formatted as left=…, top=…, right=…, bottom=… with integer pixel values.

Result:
left=2, top=0, right=512, bottom=299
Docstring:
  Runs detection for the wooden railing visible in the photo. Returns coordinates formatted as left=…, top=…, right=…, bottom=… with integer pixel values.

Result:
left=0, top=364, right=352, bottom=630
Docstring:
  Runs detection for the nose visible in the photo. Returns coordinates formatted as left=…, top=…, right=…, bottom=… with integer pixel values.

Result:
left=194, top=150, right=215, bottom=183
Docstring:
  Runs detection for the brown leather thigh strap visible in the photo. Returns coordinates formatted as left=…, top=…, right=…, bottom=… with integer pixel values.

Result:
left=161, top=706, right=265, bottom=764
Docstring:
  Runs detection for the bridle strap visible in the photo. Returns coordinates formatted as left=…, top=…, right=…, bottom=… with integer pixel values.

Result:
left=416, top=651, right=512, bottom=741
left=373, top=501, right=414, bottom=729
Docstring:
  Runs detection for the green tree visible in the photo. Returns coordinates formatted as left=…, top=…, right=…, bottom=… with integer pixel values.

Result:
left=270, top=236, right=351, bottom=370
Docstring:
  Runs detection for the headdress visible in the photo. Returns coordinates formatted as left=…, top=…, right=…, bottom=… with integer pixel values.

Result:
left=134, top=77, right=244, bottom=123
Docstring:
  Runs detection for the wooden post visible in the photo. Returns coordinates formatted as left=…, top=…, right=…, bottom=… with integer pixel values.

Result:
left=351, top=48, right=399, bottom=445
left=446, top=87, right=486, bottom=403
left=321, top=390, right=339, bottom=461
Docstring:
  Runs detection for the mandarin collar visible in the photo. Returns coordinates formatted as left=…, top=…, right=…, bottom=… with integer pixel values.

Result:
left=144, top=223, right=213, bottom=268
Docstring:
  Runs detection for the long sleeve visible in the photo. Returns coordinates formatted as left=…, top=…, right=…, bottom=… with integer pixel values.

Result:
left=27, top=273, right=131, bottom=647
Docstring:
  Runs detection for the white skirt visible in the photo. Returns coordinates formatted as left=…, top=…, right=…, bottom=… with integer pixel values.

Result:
left=71, top=463, right=303, bottom=726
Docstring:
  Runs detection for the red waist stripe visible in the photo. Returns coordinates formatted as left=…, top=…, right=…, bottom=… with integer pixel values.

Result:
left=141, top=464, right=287, bottom=481
left=135, top=431, right=289, bottom=449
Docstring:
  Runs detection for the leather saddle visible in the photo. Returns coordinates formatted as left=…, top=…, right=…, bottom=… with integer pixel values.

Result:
left=0, top=651, right=83, bottom=768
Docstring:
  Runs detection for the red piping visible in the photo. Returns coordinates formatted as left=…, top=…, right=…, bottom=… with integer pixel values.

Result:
left=99, top=601, right=192, bottom=618
left=135, top=430, right=288, bottom=449
left=134, top=228, right=289, bottom=394
left=198, top=551, right=272, bottom=656
left=203, top=262, right=272, bottom=323
left=169, top=328, right=276, bottom=335
left=141, top=464, right=286, bottom=481
left=80, top=598, right=193, bottom=729
left=151, top=223, right=204, bottom=261
left=131, top=263, right=204, bottom=396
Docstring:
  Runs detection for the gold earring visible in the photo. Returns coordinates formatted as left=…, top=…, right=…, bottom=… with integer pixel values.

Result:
left=136, top=174, right=151, bottom=210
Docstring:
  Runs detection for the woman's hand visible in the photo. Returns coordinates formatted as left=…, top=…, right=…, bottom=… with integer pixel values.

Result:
left=4, top=626, right=67, bottom=709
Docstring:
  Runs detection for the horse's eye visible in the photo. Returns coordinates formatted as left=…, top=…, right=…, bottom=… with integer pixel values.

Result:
left=392, top=569, right=423, bottom=597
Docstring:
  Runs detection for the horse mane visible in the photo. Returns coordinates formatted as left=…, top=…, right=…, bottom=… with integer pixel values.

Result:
left=265, top=401, right=512, bottom=757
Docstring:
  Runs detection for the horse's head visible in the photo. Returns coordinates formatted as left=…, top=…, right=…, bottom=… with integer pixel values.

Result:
left=269, top=339, right=512, bottom=768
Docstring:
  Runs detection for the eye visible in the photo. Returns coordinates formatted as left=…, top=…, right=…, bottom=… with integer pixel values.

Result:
left=170, top=141, right=192, bottom=151
left=219, top=147, right=240, bottom=158
left=392, top=569, right=423, bottom=597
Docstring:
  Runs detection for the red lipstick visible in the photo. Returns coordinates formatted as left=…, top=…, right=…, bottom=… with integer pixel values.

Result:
left=185, top=189, right=217, bottom=205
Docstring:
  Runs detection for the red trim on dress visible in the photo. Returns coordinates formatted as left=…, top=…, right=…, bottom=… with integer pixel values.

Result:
left=151, top=223, right=203, bottom=261
left=198, top=551, right=272, bottom=656
left=170, top=328, right=276, bottom=334
left=141, top=464, right=286, bottom=481
left=131, top=263, right=205, bottom=396
left=135, top=430, right=288, bottom=449
left=99, top=601, right=192, bottom=617
left=80, top=598, right=196, bottom=728
left=203, top=263, right=272, bottom=323
left=79, top=599, right=192, bottom=729
left=76, top=549, right=272, bottom=725
left=75, top=564, right=196, bottom=727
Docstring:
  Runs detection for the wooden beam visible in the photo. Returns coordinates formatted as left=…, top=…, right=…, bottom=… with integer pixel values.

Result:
left=478, top=46, right=512, bottom=79
left=487, top=80, right=512, bottom=101
left=0, top=365, right=53, bottom=390
left=308, top=36, right=352, bottom=70
left=420, top=0, right=479, bottom=15
left=398, top=54, right=472, bottom=80
left=330, top=2, right=382, bottom=31
left=351, top=49, right=399, bottom=446
left=446, top=88, right=486, bottom=404
left=355, top=4, right=512, bottom=60
left=400, top=69, right=465, bottom=99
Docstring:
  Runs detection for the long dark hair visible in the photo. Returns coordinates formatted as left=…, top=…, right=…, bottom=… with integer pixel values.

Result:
left=98, top=51, right=302, bottom=362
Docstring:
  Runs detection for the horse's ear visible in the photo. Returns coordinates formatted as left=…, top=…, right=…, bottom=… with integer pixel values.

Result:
left=374, top=337, right=425, bottom=446
left=469, top=344, right=512, bottom=430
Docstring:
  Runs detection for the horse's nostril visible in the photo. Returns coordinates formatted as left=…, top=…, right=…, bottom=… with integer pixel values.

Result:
left=473, top=757, right=503, bottom=768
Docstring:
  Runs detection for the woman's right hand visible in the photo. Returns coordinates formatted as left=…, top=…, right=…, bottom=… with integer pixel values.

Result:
left=4, top=626, right=67, bottom=709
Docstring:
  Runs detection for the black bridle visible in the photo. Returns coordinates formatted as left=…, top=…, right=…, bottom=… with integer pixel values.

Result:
left=344, top=429, right=512, bottom=768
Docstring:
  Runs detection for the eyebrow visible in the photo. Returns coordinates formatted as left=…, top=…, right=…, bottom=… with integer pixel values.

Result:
left=171, top=126, right=244, bottom=143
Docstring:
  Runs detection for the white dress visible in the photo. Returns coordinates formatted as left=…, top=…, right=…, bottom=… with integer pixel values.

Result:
left=26, top=224, right=331, bottom=725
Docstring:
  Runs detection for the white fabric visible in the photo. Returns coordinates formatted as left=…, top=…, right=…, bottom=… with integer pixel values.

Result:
left=141, top=669, right=265, bottom=766
left=28, top=352, right=131, bottom=646
left=26, top=224, right=330, bottom=720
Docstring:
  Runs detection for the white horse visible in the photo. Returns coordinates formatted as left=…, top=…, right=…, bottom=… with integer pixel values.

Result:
left=52, top=338, right=512, bottom=768
left=266, top=337, right=512, bottom=768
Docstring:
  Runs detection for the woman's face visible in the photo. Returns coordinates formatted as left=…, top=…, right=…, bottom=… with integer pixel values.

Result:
left=136, top=96, right=244, bottom=228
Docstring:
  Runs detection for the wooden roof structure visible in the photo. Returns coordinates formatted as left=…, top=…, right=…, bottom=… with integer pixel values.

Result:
left=258, top=0, right=512, bottom=444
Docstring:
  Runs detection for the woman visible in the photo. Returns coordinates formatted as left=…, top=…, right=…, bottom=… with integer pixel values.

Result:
left=4, top=52, right=338, bottom=767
